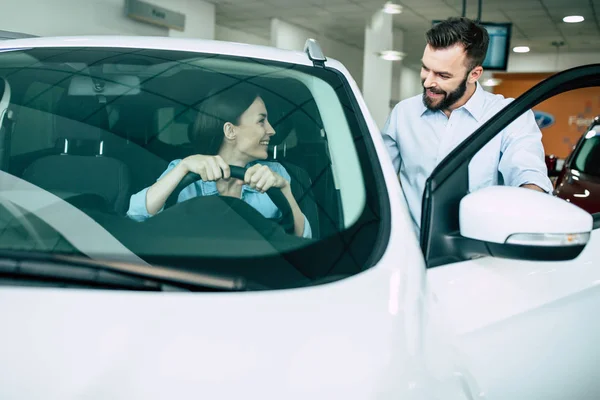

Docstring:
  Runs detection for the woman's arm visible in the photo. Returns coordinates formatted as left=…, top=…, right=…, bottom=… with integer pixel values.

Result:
left=280, top=185, right=307, bottom=237
left=145, top=161, right=190, bottom=215
left=146, top=154, right=231, bottom=215
left=243, top=163, right=310, bottom=238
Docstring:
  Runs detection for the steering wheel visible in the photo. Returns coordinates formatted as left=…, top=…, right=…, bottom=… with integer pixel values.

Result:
left=164, top=165, right=295, bottom=234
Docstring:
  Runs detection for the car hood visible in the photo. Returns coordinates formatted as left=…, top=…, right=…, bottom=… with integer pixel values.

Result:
left=554, top=168, right=600, bottom=214
left=0, top=256, right=473, bottom=400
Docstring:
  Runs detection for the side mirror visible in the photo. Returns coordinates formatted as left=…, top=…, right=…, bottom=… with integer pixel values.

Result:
left=459, top=186, right=592, bottom=261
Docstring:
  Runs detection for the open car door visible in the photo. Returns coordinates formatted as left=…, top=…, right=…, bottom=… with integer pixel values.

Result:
left=422, top=64, right=600, bottom=400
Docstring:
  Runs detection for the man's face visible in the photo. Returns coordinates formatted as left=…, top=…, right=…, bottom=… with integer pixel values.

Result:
left=420, top=44, right=471, bottom=111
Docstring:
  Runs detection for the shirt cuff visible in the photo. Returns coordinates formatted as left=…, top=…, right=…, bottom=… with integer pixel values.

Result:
left=126, top=187, right=153, bottom=221
left=514, top=171, right=554, bottom=193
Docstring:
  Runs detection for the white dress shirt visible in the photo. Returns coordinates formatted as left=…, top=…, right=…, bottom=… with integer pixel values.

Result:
left=382, top=81, right=553, bottom=232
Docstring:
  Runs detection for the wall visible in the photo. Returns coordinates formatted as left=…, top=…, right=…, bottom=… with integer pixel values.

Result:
left=399, top=67, right=422, bottom=102
left=215, top=26, right=269, bottom=47
left=507, top=52, right=600, bottom=73
left=362, top=11, right=393, bottom=129
left=0, top=0, right=166, bottom=37
left=270, top=19, right=364, bottom=88
left=0, top=0, right=215, bottom=39
left=492, top=73, right=600, bottom=158
left=155, top=0, right=215, bottom=39
left=391, top=64, right=422, bottom=107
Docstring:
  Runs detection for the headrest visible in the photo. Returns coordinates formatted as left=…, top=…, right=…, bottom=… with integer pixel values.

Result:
left=54, top=95, right=110, bottom=141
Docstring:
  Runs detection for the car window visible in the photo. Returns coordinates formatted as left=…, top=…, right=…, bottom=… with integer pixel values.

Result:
left=0, top=47, right=389, bottom=289
left=572, top=123, right=600, bottom=176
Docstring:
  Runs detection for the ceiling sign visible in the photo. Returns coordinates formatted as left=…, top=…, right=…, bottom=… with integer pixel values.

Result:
left=125, top=0, right=185, bottom=31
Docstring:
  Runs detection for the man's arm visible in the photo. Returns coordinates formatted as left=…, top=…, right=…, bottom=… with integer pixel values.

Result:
left=499, top=109, right=554, bottom=194
left=521, top=183, right=546, bottom=192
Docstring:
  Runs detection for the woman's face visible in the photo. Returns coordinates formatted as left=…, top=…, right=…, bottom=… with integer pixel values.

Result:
left=231, top=96, right=275, bottom=162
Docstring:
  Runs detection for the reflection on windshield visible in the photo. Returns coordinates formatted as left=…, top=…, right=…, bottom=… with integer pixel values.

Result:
left=0, top=169, right=149, bottom=264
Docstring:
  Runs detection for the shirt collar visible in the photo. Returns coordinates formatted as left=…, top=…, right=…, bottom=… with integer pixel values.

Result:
left=460, top=81, right=485, bottom=122
left=419, top=81, right=485, bottom=121
left=418, top=93, right=428, bottom=117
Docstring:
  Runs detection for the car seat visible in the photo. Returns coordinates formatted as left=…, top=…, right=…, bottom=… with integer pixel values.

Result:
left=22, top=94, right=132, bottom=215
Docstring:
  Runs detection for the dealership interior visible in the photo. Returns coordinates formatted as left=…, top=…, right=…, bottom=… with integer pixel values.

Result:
left=1, top=2, right=600, bottom=397
left=1, top=0, right=599, bottom=205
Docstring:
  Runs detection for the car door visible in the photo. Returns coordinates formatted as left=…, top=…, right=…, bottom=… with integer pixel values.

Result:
left=421, top=64, right=600, bottom=400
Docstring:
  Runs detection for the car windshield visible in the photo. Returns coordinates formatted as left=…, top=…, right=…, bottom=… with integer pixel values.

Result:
left=0, top=46, right=388, bottom=289
left=572, top=122, right=600, bottom=177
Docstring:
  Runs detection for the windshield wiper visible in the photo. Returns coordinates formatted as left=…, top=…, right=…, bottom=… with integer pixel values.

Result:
left=0, top=252, right=256, bottom=292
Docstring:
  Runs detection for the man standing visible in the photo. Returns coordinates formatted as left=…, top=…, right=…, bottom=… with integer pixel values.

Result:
left=382, top=17, right=552, bottom=233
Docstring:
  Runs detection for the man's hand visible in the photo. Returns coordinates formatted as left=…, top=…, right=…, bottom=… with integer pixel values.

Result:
left=520, top=183, right=546, bottom=192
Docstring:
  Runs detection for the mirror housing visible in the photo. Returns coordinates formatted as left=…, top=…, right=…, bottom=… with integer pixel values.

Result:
left=459, top=186, right=592, bottom=261
left=68, top=74, right=140, bottom=96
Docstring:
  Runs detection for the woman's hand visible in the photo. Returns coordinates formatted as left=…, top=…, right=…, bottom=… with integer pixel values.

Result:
left=182, top=154, right=231, bottom=181
left=244, top=164, right=288, bottom=193
left=245, top=164, right=306, bottom=237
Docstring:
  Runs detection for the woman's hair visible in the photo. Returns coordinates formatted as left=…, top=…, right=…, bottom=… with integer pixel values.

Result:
left=190, top=83, right=262, bottom=155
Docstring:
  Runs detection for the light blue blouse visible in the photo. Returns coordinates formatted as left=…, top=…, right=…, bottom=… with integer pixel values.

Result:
left=126, top=159, right=312, bottom=239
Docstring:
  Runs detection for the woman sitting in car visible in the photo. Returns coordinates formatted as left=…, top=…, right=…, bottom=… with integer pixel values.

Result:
left=126, top=84, right=312, bottom=239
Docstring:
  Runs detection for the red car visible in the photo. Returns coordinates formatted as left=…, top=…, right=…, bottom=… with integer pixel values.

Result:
left=553, top=116, right=600, bottom=213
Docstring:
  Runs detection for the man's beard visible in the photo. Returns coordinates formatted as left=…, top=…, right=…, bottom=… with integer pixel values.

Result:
left=422, top=75, right=468, bottom=111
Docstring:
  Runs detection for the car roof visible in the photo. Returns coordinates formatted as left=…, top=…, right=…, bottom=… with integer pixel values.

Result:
left=0, top=35, right=317, bottom=67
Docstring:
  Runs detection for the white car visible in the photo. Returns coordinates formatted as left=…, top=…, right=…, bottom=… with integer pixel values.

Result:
left=0, top=36, right=598, bottom=400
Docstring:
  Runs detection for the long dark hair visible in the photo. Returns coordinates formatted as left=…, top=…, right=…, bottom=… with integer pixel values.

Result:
left=190, top=83, right=262, bottom=155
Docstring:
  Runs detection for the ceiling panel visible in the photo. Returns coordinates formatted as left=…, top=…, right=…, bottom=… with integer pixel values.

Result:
left=546, top=7, right=595, bottom=19
left=541, top=0, right=590, bottom=6
left=305, top=0, right=358, bottom=5
left=209, top=0, right=265, bottom=4
left=502, top=9, right=551, bottom=19
left=209, top=0, right=598, bottom=66
left=263, top=0, right=308, bottom=5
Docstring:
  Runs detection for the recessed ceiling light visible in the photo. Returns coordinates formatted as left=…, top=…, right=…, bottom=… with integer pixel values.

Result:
left=383, top=1, right=403, bottom=14
left=563, top=15, right=584, bottom=23
left=513, top=46, right=530, bottom=53
left=377, top=50, right=405, bottom=61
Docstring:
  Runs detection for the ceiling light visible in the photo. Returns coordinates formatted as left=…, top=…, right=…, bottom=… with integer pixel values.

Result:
left=482, top=78, right=502, bottom=87
left=563, top=15, right=584, bottom=23
left=513, top=46, right=530, bottom=53
left=383, top=1, right=403, bottom=14
left=377, top=50, right=405, bottom=61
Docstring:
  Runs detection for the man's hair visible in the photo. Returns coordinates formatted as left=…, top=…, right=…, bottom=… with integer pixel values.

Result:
left=426, top=17, right=489, bottom=71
